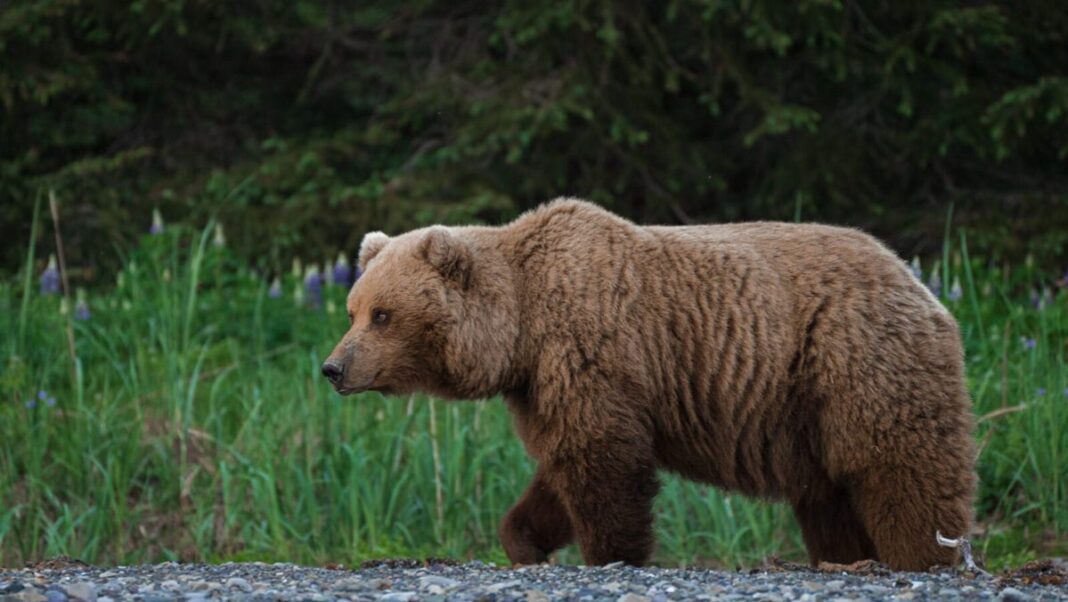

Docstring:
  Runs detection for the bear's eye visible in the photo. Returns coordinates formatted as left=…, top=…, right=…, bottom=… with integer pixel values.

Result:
left=371, top=308, right=390, bottom=326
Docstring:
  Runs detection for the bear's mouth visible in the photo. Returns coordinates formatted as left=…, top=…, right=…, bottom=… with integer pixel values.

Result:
left=334, top=370, right=381, bottom=396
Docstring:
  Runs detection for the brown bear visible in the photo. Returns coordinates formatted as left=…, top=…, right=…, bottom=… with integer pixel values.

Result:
left=321, top=198, right=976, bottom=571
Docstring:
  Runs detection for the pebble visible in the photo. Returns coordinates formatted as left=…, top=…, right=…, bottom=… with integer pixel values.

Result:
left=0, top=560, right=1062, bottom=602
left=61, top=582, right=96, bottom=602
left=999, top=587, right=1033, bottom=602
left=418, top=575, right=459, bottom=590
left=225, top=576, right=252, bottom=592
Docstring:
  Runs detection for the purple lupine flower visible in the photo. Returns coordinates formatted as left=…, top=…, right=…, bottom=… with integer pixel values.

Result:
left=74, top=289, right=90, bottom=321
left=45, top=396, right=56, bottom=407
left=1023, top=337, right=1037, bottom=350
left=40, top=254, right=60, bottom=295
left=333, top=253, right=352, bottom=288
left=25, top=399, right=36, bottom=409
left=927, top=268, right=942, bottom=298
left=1030, top=288, right=1042, bottom=310
left=1037, top=388, right=1046, bottom=397
left=910, top=257, right=922, bottom=280
left=268, top=277, right=283, bottom=299
left=1064, top=387, right=1068, bottom=397
left=304, top=266, right=323, bottom=308
left=149, top=209, right=164, bottom=235
left=74, top=300, right=90, bottom=321
left=37, top=390, right=47, bottom=401
left=948, top=277, right=963, bottom=302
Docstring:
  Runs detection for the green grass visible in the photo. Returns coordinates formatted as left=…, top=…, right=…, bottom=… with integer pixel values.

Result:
left=1, top=222, right=1065, bottom=570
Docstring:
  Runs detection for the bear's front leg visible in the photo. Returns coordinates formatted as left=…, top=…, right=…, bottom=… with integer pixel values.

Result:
left=545, top=443, right=660, bottom=566
left=499, top=468, right=573, bottom=565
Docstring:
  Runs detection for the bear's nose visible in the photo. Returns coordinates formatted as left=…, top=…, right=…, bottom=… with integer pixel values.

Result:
left=321, top=360, right=344, bottom=384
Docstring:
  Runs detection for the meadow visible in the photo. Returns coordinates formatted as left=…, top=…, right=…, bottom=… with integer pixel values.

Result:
left=1, top=210, right=1065, bottom=571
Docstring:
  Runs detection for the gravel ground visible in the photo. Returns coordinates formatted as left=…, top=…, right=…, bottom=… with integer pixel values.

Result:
left=2, top=558, right=1066, bottom=602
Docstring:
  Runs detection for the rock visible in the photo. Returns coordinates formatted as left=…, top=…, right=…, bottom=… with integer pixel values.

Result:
left=526, top=590, right=551, bottom=602
left=426, top=585, right=444, bottom=595
left=418, top=575, right=459, bottom=590
left=369, top=578, right=392, bottom=590
left=825, top=579, right=846, bottom=590
left=2, top=581, right=26, bottom=593
left=997, top=587, right=1032, bottom=602
left=225, top=577, right=252, bottom=592
left=159, top=580, right=181, bottom=592
left=802, top=580, right=824, bottom=590
left=44, top=589, right=68, bottom=602
left=485, top=580, right=522, bottom=593
left=140, top=595, right=173, bottom=602
left=618, top=594, right=651, bottom=602
left=863, top=584, right=891, bottom=595
left=333, top=577, right=367, bottom=591
left=62, top=582, right=97, bottom=602
left=11, top=589, right=48, bottom=602
left=378, top=593, right=416, bottom=602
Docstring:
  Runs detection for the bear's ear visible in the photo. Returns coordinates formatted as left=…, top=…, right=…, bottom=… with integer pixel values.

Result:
left=420, top=227, right=471, bottom=287
left=358, top=231, right=390, bottom=270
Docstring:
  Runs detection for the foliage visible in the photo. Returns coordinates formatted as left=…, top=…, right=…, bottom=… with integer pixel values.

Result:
left=3, top=1, right=1068, bottom=278
left=0, top=220, right=1066, bottom=569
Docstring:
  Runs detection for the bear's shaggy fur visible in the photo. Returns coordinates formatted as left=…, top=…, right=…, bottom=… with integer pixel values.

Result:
left=323, top=199, right=976, bottom=571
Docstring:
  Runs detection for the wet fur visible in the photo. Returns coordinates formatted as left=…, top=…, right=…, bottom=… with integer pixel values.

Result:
left=331, top=199, right=977, bottom=571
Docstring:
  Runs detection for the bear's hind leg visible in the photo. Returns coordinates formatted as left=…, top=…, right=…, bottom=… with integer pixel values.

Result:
left=849, top=465, right=973, bottom=571
left=500, top=469, right=574, bottom=565
left=793, top=490, right=876, bottom=566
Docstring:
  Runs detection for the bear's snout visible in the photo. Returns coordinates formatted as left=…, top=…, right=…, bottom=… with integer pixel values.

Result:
left=321, top=360, right=344, bottom=385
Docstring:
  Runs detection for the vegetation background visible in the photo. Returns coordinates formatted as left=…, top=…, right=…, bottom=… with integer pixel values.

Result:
left=1, top=0, right=1067, bottom=570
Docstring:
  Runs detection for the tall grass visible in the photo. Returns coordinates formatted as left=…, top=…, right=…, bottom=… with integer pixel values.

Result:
left=0, top=221, right=1065, bottom=570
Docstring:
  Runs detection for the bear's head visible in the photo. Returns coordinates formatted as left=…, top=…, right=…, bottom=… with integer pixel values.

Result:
left=321, top=226, right=519, bottom=400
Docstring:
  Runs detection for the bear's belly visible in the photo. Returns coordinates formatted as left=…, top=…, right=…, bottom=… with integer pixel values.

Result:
left=651, top=408, right=828, bottom=502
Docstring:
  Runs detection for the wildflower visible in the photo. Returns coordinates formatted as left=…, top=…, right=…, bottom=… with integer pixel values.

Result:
left=37, top=390, right=47, bottom=401
left=1064, top=387, right=1068, bottom=398
left=1023, top=337, right=1037, bottom=350
left=291, top=258, right=303, bottom=279
left=1037, top=388, right=1046, bottom=397
left=213, top=223, right=226, bottom=247
left=74, top=289, right=90, bottom=321
left=323, top=260, right=334, bottom=287
left=25, top=399, right=36, bottom=410
left=927, top=265, right=942, bottom=298
left=304, top=266, right=323, bottom=307
left=150, top=209, right=164, bottom=235
left=46, top=396, right=56, bottom=407
left=59, top=298, right=69, bottom=316
left=40, top=254, right=60, bottom=295
left=333, top=253, right=352, bottom=288
left=268, top=277, right=283, bottom=299
left=948, top=277, right=963, bottom=302
left=910, top=257, right=922, bottom=280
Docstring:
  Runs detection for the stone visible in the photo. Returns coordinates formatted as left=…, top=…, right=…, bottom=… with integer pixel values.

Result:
left=997, top=587, right=1032, bottom=602
left=225, top=577, right=252, bottom=593
left=485, top=580, right=522, bottom=593
left=44, top=590, right=68, bottom=602
left=378, top=593, right=416, bottom=602
left=418, top=576, right=459, bottom=590
left=618, top=594, right=651, bottom=602
left=825, top=580, right=846, bottom=590
left=62, top=582, right=97, bottom=602
left=11, top=589, right=48, bottom=602
left=159, top=580, right=181, bottom=592
left=526, top=590, right=551, bottom=602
